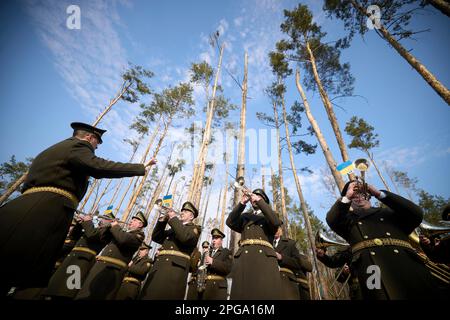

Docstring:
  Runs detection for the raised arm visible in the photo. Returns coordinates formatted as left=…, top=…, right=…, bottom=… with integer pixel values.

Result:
left=168, top=217, right=200, bottom=247
left=110, top=225, right=143, bottom=249
left=68, top=141, right=145, bottom=179
left=226, top=203, right=246, bottom=232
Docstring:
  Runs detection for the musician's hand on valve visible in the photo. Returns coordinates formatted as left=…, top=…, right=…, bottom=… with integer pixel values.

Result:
left=315, top=248, right=326, bottom=257
left=345, top=181, right=358, bottom=199
left=367, top=184, right=381, bottom=198
left=240, top=193, right=251, bottom=205
left=83, top=215, right=93, bottom=222
left=275, top=252, right=282, bottom=261
left=167, top=208, right=177, bottom=220
left=205, top=256, right=213, bottom=265
left=250, top=193, right=262, bottom=203
left=110, top=220, right=119, bottom=227
left=419, top=235, right=431, bottom=246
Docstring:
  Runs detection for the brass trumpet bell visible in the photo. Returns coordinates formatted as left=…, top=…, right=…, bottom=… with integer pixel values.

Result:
left=354, top=158, right=370, bottom=172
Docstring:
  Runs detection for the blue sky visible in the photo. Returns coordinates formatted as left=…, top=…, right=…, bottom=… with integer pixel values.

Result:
left=0, top=0, right=449, bottom=245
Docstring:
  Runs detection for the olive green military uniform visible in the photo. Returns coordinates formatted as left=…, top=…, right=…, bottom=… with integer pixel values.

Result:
left=226, top=199, right=283, bottom=300
left=115, top=253, right=153, bottom=300
left=43, top=220, right=111, bottom=299
left=140, top=210, right=201, bottom=300
left=274, top=237, right=301, bottom=300
left=0, top=125, right=146, bottom=294
left=295, top=253, right=312, bottom=300
left=317, top=248, right=362, bottom=300
left=75, top=225, right=144, bottom=300
left=186, top=247, right=202, bottom=300
left=327, top=190, right=447, bottom=299
left=199, top=246, right=232, bottom=300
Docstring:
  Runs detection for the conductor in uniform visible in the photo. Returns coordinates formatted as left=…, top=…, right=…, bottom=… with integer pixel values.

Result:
left=326, top=181, right=446, bottom=299
left=115, top=242, right=153, bottom=300
left=226, top=188, right=283, bottom=300
left=140, top=201, right=201, bottom=300
left=75, top=211, right=147, bottom=300
left=0, top=122, right=156, bottom=296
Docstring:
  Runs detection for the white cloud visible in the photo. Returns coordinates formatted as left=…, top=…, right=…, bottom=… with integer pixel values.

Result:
left=24, top=0, right=138, bottom=160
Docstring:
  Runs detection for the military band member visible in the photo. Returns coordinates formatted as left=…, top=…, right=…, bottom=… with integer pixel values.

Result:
left=326, top=181, right=446, bottom=299
left=197, top=228, right=232, bottom=300
left=226, top=189, right=283, bottom=300
left=140, top=202, right=201, bottom=300
left=273, top=226, right=302, bottom=300
left=419, top=204, right=450, bottom=264
left=115, top=242, right=153, bottom=300
left=75, top=212, right=146, bottom=300
left=295, top=253, right=312, bottom=300
left=316, top=247, right=362, bottom=300
left=186, top=241, right=208, bottom=300
left=0, top=122, right=156, bottom=296
left=43, top=212, right=115, bottom=300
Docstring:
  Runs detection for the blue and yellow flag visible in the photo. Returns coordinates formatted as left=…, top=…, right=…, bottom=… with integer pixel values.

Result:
left=337, top=160, right=355, bottom=175
left=162, top=195, right=173, bottom=208
left=103, top=205, right=113, bottom=215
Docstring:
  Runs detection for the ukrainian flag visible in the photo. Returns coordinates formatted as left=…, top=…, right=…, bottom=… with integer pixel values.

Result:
left=162, top=195, right=173, bottom=208
left=104, top=205, right=113, bottom=215
left=337, top=160, right=355, bottom=175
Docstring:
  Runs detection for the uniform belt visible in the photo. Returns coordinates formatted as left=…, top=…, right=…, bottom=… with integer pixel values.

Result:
left=96, top=256, right=127, bottom=269
left=351, top=237, right=413, bottom=254
left=23, top=186, right=79, bottom=207
left=123, top=276, right=141, bottom=285
left=296, top=277, right=309, bottom=286
left=158, top=250, right=190, bottom=260
left=72, top=246, right=97, bottom=256
left=206, top=274, right=225, bottom=281
left=279, top=267, right=295, bottom=275
left=240, top=239, right=273, bottom=249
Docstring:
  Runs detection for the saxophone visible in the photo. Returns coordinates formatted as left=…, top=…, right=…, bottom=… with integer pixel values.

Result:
left=196, top=246, right=211, bottom=293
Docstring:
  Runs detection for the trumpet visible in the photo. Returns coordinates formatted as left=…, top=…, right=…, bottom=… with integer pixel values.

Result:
left=74, top=210, right=130, bottom=225
left=353, top=158, right=370, bottom=200
left=233, top=176, right=253, bottom=197
left=154, top=203, right=180, bottom=217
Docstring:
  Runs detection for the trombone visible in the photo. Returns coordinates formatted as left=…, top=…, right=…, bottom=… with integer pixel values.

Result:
left=315, top=230, right=351, bottom=299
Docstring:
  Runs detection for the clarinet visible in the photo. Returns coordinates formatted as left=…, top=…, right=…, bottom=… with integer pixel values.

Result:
left=196, top=245, right=212, bottom=293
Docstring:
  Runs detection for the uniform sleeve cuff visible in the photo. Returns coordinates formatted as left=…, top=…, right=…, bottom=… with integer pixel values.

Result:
left=377, top=191, right=387, bottom=199
left=341, top=196, right=351, bottom=204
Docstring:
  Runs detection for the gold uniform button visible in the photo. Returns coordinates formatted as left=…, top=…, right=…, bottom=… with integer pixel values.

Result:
left=358, top=222, right=362, bottom=225
left=374, top=238, right=383, bottom=246
left=393, top=249, right=399, bottom=254
left=170, top=246, right=174, bottom=249
left=386, top=232, right=391, bottom=236
left=247, top=227, right=250, bottom=230
left=166, top=237, right=169, bottom=239
left=380, top=218, right=384, bottom=221
left=363, top=235, right=368, bottom=239
left=165, top=258, right=169, bottom=261
left=245, top=250, right=248, bottom=254
left=259, top=249, right=262, bottom=253
left=370, top=251, right=376, bottom=256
